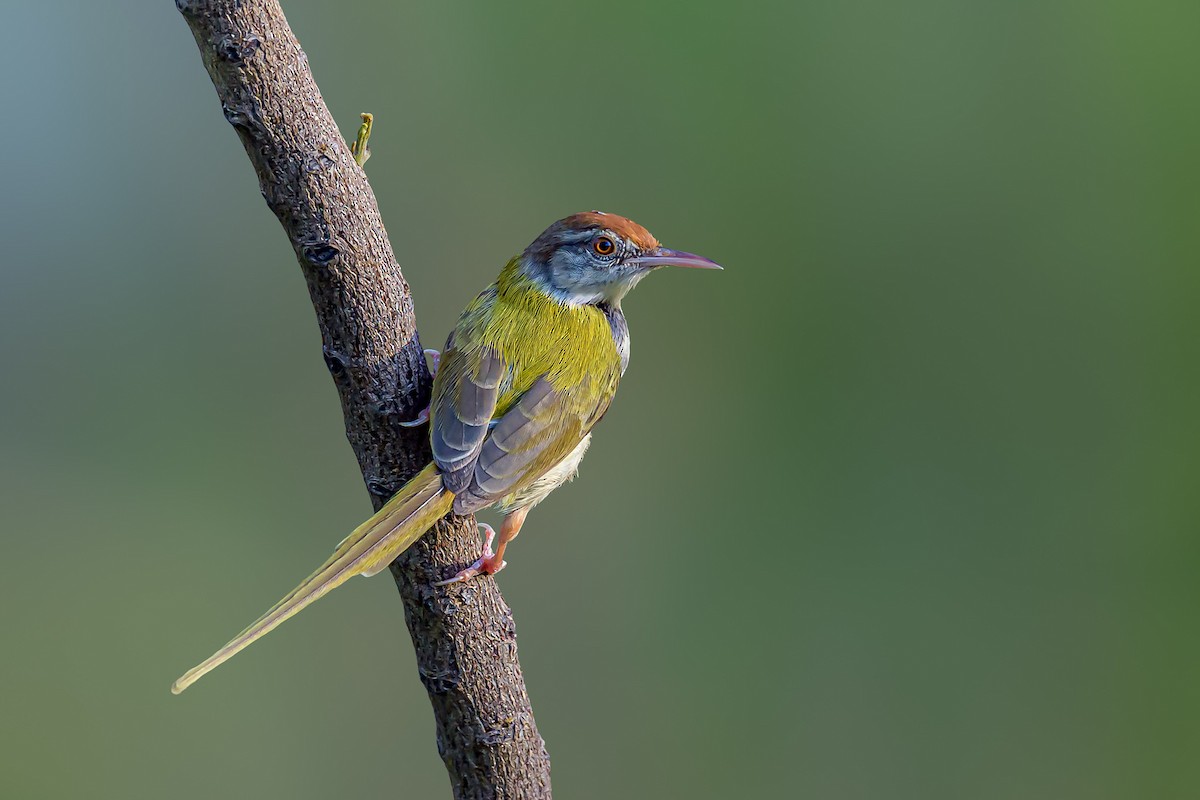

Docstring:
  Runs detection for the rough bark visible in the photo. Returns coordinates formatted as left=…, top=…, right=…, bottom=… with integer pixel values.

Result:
left=176, top=2, right=551, bottom=797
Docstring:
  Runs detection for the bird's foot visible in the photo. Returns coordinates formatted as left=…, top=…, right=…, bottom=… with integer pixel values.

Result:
left=433, top=523, right=507, bottom=586
left=424, top=348, right=441, bottom=376
left=398, top=407, right=429, bottom=428
left=398, top=349, right=441, bottom=428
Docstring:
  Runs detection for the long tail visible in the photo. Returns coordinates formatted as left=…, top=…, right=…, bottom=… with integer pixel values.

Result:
left=171, top=464, right=452, bottom=695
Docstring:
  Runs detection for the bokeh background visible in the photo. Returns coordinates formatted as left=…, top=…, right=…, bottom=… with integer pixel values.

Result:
left=2, top=1, right=1197, bottom=797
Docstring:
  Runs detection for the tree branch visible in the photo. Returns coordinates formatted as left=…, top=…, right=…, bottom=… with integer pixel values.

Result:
left=176, top=2, right=551, bottom=797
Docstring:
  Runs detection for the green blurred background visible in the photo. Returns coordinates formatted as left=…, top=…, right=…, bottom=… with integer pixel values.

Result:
left=2, top=1, right=1197, bottom=797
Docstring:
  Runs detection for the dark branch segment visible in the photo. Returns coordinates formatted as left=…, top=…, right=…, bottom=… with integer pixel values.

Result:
left=177, top=1, right=551, bottom=797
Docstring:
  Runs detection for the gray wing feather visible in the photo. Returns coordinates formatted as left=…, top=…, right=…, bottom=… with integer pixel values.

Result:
left=432, top=347, right=504, bottom=492
left=471, top=377, right=562, bottom=498
left=441, top=371, right=606, bottom=516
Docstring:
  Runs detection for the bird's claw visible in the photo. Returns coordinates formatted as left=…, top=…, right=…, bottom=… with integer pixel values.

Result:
left=433, top=523, right=507, bottom=586
left=398, top=407, right=429, bottom=428
left=424, top=348, right=441, bottom=376
left=399, top=349, right=441, bottom=427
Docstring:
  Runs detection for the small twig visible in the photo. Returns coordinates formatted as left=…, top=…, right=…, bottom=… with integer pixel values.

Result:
left=351, top=112, right=373, bottom=167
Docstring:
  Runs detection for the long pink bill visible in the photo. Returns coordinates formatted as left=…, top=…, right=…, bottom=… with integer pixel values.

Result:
left=628, top=247, right=723, bottom=270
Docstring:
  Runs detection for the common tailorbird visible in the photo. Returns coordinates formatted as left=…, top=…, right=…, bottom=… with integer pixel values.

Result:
left=172, top=211, right=721, bottom=694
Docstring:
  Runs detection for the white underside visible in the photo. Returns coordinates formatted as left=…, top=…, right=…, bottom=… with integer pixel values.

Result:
left=496, top=433, right=592, bottom=514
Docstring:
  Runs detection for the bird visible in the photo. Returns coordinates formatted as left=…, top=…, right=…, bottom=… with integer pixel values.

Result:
left=171, top=211, right=721, bottom=694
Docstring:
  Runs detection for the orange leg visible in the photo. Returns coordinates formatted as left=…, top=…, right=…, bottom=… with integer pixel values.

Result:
left=434, top=506, right=529, bottom=586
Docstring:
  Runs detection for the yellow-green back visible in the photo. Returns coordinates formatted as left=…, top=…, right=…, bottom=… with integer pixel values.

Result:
left=448, top=257, right=622, bottom=414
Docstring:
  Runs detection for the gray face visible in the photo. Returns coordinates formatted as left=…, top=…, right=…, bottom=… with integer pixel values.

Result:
left=524, top=228, right=654, bottom=306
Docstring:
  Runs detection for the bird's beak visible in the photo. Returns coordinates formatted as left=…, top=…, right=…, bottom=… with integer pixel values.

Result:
left=627, top=247, right=723, bottom=270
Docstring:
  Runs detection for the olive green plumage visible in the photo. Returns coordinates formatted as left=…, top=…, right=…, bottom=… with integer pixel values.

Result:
left=431, top=258, right=623, bottom=515
left=171, top=211, right=719, bottom=694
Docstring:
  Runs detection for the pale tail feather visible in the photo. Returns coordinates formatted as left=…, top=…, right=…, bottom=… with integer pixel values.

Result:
left=171, top=464, right=452, bottom=694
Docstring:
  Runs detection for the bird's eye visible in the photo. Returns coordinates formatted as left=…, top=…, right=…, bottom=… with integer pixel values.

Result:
left=593, top=236, right=616, bottom=256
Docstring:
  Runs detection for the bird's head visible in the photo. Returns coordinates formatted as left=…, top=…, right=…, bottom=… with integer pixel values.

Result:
left=519, top=211, right=721, bottom=306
